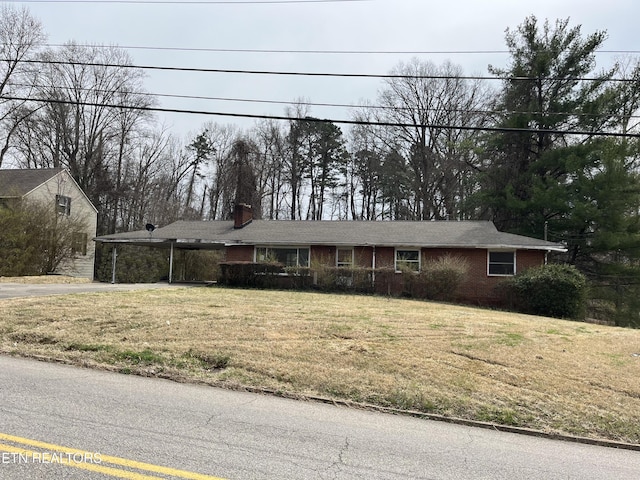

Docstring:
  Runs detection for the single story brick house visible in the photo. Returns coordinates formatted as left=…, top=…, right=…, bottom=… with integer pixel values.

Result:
left=95, top=204, right=566, bottom=303
left=0, top=168, right=98, bottom=279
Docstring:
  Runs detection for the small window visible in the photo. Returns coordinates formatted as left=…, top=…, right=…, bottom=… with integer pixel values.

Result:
left=396, top=249, right=420, bottom=272
left=256, top=247, right=310, bottom=268
left=72, top=233, right=88, bottom=256
left=56, top=195, right=71, bottom=216
left=336, top=248, right=353, bottom=268
left=488, top=251, right=515, bottom=276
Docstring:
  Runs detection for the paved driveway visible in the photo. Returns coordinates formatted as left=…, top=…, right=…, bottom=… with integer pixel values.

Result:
left=0, top=282, right=191, bottom=299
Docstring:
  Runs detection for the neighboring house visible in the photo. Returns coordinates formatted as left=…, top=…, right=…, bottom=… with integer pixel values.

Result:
left=0, top=168, right=98, bottom=279
left=95, top=204, right=566, bottom=303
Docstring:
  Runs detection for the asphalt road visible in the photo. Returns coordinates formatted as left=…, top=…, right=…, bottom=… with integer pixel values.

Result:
left=1, top=356, right=639, bottom=479
left=0, top=281, right=189, bottom=299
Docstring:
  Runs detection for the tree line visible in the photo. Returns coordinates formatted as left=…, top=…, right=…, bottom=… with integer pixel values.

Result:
left=1, top=6, right=639, bottom=325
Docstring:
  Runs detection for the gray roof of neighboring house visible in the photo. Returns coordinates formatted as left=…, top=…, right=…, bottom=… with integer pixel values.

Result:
left=95, top=219, right=566, bottom=252
left=0, top=168, right=63, bottom=198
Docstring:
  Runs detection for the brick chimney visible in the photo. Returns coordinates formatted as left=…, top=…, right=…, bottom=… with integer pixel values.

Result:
left=233, top=203, right=253, bottom=229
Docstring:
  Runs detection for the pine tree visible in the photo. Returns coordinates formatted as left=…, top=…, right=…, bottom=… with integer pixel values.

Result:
left=479, top=16, right=640, bottom=326
left=479, top=15, right=611, bottom=235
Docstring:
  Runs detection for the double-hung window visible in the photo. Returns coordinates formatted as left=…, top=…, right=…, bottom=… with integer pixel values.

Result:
left=336, top=248, right=354, bottom=268
left=72, top=233, right=88, bottom=256
left=256, top=246, right=309, bottom=268
left=56, top=195, right=71, bottom=216
left=396, top=249, right=420, bottom=272
left=335, top=247, right=355, bottom=286
left=488, top=251, right=516, bottom=276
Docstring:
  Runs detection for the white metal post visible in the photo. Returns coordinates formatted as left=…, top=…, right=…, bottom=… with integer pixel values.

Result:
left=111, top=245, right=117, bottom=284
left=169, top=242, right=174, bottom=284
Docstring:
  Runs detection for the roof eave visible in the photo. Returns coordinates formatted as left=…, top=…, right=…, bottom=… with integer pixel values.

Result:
left=94, top=238, right=168, bottom=245
left=224, top=240, right=566, bottom=251
left=475, top=244, right=567, bottom=252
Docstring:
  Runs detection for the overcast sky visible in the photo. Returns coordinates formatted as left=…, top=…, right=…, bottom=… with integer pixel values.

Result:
left=17, top=0, right=640, bottom=140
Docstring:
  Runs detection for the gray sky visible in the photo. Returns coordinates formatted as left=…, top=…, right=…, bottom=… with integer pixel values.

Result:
left=19, top=0, right=640, bottom=140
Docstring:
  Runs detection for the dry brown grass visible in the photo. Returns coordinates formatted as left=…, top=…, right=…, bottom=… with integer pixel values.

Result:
left=1, top=286, right=639, bottom=444
left=0, top=275, right=92, bottom=284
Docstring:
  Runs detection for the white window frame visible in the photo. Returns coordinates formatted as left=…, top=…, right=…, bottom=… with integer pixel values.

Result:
left=487, top=250, right=516, bottom=276
left=255, top=246, right=310, bottom=268
left=395, top=248, right=421, bottom=272
left=336, top=247, right=354, bottom=268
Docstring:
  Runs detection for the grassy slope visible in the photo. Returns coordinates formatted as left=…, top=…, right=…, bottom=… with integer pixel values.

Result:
left=1, top=285, right=639, bottom=444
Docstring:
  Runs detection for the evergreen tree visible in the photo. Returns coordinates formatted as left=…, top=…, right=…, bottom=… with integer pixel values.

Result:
left=479, top=15, right=611, bottom=235
left=479, top=16, right=640, bottom=326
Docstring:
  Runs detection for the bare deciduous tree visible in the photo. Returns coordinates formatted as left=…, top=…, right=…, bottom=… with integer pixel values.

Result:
left=374, top=59, right=490, bottom=219
left=0, top=5, right=46, bottom=167
left=253, top=119, right=287, bottom=219
left=11, top=43, right=153, bottom=232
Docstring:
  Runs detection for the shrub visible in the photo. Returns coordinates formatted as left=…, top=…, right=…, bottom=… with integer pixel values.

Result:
left=351, top=267, right=376, bottom=293
left=173, top=250, right=224, bottom=282
left=218, top=261, right=285, bottom=288
left=309, top=254, right=339, bottom=291
left=504, top=264, right=588, bottom=319
left=400, top=255, right=469, bottom=301
left=421, top=255, right=470, bottom=301
left=307, top=254, right=376, bottom=293
left=0, top=200, right=88, bottom=276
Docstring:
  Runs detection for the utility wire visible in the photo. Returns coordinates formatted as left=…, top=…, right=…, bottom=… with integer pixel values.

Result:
left=15, top=58, right=638, bottom=82
left=3, top=94, right=639, bottom=138
left=39, top=44, right=640, bottom=56
left=5, top=0, right=370, bottom=4
left=9, top=81, right=640, bottom=120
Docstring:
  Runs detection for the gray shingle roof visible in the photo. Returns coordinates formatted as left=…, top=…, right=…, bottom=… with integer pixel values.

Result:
left=96, top=219, right=566, bottom=252
left=0, top=168, right=63, bottom=198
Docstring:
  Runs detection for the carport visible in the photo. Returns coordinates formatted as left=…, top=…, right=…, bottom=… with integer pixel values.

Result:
left=94, top=225, right=227, bottom=284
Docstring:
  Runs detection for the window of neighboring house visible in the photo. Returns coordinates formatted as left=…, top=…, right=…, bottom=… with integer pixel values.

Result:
left=336, top=248, right=354, bottom=268
left=395, top=249, right=420, bottom=272
left=255, top=246, right=310, bottom=268
left=71, top=233, right=88, bottom=256
left=488, top=251, right=516, bottom=276
left=56, top=195, right=71, bottom=216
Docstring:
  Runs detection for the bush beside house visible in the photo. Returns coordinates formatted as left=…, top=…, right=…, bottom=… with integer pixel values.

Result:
left=400, top=255, right=470, bottom=301
left=499, top=264, right=588, bottom=319
left=0, top=200, right=89, bottom=277
left=0, top=168, right=97, bottom=279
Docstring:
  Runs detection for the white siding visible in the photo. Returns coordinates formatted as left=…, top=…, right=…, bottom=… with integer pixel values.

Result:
left=25, top=171, right=98, bottom=279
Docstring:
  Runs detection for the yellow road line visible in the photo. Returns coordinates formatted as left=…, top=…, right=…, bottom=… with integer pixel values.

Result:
left=0, top=433, right=227, bottom=480
left=0, top=443, right=166, bottom=480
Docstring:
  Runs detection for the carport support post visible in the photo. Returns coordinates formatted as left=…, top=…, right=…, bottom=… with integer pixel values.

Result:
left=168, top=242, right=174, bottom=284
left=111, top=245, right=117, bottom=284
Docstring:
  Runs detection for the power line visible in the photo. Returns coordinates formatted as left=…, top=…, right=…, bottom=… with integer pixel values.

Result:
left=114, top=92, right=640, bottom=120
left=6, top=0, right=370, bottom=4
left=43, top=45, right=511, bottom=55
left=11, top=81, right=640, bottom=120
left=40, top=44, right=640, bottom=56
left=3, top=94, right=639, bottom=138
left=16, top=58, right=639, bottom=83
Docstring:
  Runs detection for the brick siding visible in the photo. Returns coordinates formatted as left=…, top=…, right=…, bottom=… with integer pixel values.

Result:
left=223, top=243, right=546, bottom=304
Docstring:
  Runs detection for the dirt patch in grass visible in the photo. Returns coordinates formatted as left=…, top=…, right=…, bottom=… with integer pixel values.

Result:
left=1, top=286, right=639, bottom=444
